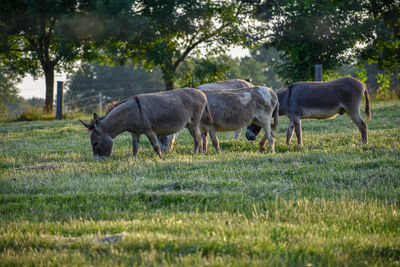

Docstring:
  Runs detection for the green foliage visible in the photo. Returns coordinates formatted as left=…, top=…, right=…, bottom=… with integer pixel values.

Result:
left=254, top=0, right=370, bottom=84
left=228, top=47, right=283, bottom=89
left=356, top=66, right=368, bottom=84
left=4, top=97, right=44, bottom=120
left=13, top=106, right=52, bottom=122
left=0, top=101, right=399, bottom=265
left=176, top=57, right=233, bottom=87
left=97, top=0, right=255, bottom=90
left=0, top=61, right=20, bottom=119
left=361, top=0, right=400, bottom=75
left=0, top=0, right=88, bottom=112
left=376, top=73, right=392, bottom=99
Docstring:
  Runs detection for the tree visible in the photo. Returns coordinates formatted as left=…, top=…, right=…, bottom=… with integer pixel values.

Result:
left=228, top=46, right=283, bottom=89
left=252, top=0, right=371, bottom=84
left=176, top=56, right=233, bottom=87
left=361, top=0, right=400, bottom=77
left=0, top=0, right=135, bottom=113
left=0, top=0, right=89, bottom=113
left=0, top=50, right=22, bottom=119
left=101, top=0, right=256, bottom=90
left=0, top=61, right=20, bottom=119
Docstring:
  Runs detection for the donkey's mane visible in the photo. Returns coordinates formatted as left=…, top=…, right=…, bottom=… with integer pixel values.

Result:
left=103, top=98, right=134, bottom=119
left=86, top=97, right=136, bottom=130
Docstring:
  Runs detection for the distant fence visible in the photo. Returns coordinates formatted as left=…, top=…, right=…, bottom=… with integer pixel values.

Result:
left=57, top=83, right=167, bottom=117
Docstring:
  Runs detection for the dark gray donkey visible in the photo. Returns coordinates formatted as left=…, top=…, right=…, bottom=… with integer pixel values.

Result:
left=79, top=88, right=211, bottom=159
left=246, top=77, right=371, bottom=145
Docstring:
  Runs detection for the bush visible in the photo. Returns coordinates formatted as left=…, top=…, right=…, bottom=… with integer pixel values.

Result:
left=13, top=106, right=54, bottom=121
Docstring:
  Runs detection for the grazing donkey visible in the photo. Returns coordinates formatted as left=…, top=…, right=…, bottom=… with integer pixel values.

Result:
left=197, top=79, right=255, bottom=140
left=246, top=77, right=371, bottom=145
left=158, top=79, right=254, bottom=151
left=201, top=87, right=279, bottom=152
left=79, top=88, right=211, bottom=159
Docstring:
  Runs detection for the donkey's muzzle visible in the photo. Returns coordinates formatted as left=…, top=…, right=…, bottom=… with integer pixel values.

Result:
left=245, top=129, right=257, bottom=141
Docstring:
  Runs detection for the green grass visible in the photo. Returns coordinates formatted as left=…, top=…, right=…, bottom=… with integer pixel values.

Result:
left=1, top=101, right=399, bottom=266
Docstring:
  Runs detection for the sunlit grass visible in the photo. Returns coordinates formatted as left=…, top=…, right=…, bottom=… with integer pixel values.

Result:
left=0, top=101, right=399, bottom=265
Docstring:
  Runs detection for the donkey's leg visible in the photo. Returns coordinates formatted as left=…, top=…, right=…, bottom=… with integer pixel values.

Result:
left=200, top=127, right=208, bottom=153
left=131, top=133, right=141, bottom=157
left=286, top=120, right=295, bottom=145
left=169, top=133, right=178, bottom=151
left=206, top=126, right=220, bottom=153
left=233, top=129, right=242, bottom=140
left=288, top=114, right=302, bottom=145
left=257, top=116, right=274, bottom=152
left=294, top=119, right=302, bottom=145
left=145, top=131, right=162, bottom=159
left=187, top=124, right=203, bottom=153
left=348, top=110, right=368, bottom=143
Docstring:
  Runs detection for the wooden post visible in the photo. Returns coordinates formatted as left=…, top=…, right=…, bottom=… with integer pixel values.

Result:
left=314, top=64, right=322, bottom=81
left=56, top=81, right=64, bottom=120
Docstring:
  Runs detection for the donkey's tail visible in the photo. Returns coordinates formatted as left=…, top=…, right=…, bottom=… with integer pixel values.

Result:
left=364, top=87, right=371, bottom=120
left=271, top=101, right=279, bottom=133
left=205, top=101, right=213, bottom=122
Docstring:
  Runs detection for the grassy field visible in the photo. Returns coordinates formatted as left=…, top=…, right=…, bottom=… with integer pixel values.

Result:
left=1, top=100, right=399, bottom=266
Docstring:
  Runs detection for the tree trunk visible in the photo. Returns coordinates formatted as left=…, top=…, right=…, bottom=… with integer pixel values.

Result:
left=43, top=64, right=55, bottom=113
left=165, top=80, right=174, bottom=91
left=162, top=66, right=175, bottom=91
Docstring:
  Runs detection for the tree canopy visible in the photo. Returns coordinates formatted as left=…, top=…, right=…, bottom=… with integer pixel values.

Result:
left=251, top=0, right=371, bottom=84
left=93, top=0, right=256, bottom=90
left=361, top=0, right=400, bottom=75
left=1, top=0, right=400, bottom=114
left=0, top=0, right=88, bottom=112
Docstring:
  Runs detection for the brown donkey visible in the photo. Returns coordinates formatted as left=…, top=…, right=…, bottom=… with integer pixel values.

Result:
left=246, top=77, right=371, bottom=145
left=79, top=88, right=211, bottom=159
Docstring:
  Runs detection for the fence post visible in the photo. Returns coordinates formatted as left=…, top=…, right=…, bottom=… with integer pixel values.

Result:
left=98, top=92, right=103, bottom=114
left=314, top=64, right=322, bottom=81
left=56, top=81, right=64, bottom=120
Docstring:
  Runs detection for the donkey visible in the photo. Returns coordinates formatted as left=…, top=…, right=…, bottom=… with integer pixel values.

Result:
left=158, top=79, right=254, bottom=151
left=201, top=86, right=279, bottom=152
left=197, top=79, right=254, bottom=140
left=245, top=77, right=371, bottom=145
left=79, top=88, right=211, bottom=159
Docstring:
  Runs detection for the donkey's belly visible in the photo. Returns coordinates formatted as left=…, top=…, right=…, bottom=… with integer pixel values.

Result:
left=152, top=118, right=189, bottom=135
left=155, top=125, right=185, bottom=136
left=214, top=122, right=247, bottom=132
left=300, top=107, right=341, bottom=120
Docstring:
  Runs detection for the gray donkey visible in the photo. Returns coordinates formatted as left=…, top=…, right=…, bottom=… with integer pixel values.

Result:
left=79, top=88, right=211, bottom=159
left=158, top=79, right=255, bottom=151
left=200, top=86, right=279, bottom=152
left=246, top=77, right=371, bottom=145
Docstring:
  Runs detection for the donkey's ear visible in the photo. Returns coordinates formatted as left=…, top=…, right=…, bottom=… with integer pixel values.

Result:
left=79, top=119, right=90, bottom=129
left=93, top=113, right=101, bottom=129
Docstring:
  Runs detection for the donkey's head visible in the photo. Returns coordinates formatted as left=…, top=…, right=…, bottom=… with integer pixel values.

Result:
left=79, top=113, right=114, bottom=159
left=245, top=123, right=262, bottom=141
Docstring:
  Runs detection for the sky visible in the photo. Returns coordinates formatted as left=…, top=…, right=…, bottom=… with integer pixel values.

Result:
left=17, top=46, right=250, bottom=99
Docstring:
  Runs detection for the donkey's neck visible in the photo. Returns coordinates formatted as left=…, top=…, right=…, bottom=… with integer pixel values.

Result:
left=101, top=102, right=135, bottom=138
